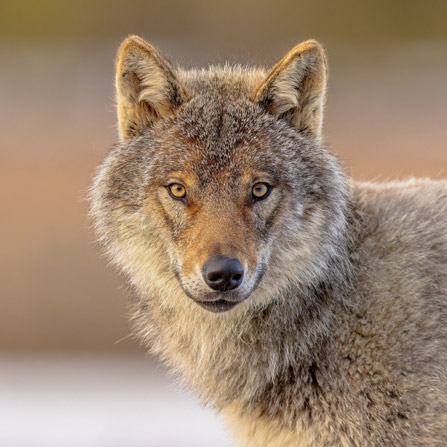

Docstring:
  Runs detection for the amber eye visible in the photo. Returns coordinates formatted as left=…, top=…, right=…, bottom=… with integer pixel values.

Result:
left=252, top=182, right=271, bottom=200
left=168, top=183, right=187, bottom=199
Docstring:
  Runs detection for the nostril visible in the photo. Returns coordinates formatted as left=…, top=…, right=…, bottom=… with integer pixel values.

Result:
left=232, top=273, right=242, bottom=282
left=208, top=273, right=224, bottom=283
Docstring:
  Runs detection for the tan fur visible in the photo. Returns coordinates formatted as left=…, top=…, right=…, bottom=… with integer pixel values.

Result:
left=90, top=36, right=447, bottom=446
left=223, top=402, right=342, bottom=447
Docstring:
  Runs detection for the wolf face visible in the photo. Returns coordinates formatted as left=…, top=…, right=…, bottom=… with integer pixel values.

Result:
left=90, top=36, right=351, bottom=314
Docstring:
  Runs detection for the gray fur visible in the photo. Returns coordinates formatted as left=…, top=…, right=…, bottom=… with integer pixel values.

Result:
left=89, top=37, right=447, bottom=446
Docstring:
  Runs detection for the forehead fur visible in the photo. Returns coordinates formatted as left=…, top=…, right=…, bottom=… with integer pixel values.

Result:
left=174, top=66, right=268, bottom=152
left=141, top=65, right=313, bottom=184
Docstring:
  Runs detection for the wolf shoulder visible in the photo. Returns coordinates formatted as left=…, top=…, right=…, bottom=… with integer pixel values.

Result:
left=353, top=178, right=447, bottom=243
left=351, top=177, right=447, bottom=323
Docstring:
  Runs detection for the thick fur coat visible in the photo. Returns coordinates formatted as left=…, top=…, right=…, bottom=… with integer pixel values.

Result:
left=89, top=36, right=447, bottom=446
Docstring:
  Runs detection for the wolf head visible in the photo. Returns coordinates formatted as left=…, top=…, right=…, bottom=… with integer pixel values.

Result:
left=90, top=36, right=352, bottom=315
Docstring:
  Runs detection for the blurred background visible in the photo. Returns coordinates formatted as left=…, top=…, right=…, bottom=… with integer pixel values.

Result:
left=1, top=0, right=446, bottom=445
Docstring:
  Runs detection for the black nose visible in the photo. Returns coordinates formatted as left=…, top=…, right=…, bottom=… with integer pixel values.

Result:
left=203, top=256, right=244, bottom=291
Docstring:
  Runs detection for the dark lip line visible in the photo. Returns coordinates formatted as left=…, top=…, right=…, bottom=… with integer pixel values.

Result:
left=195, top=299, right=241, bottom=313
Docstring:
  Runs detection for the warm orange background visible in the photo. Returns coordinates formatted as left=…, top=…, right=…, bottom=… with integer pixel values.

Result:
left=1, top=0, right=447, bottom=352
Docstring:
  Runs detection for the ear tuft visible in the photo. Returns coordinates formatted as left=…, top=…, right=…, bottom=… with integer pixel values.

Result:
left=115, top=35, right=188, bottom=140
left=253, top=40, right=328, bottom=142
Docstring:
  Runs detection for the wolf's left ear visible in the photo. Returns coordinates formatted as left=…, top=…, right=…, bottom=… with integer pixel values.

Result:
left=115, top=35, right=188, bottom=140
left=253, top=40, right=328, bottom=142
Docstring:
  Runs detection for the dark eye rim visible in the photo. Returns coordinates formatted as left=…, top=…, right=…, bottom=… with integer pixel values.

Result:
left=251, top=182, right=272, bottom=201
left=167, top=183, right=187, bottom=200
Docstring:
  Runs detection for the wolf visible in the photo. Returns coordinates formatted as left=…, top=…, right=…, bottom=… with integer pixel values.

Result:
left=89, top=35, right=447, bottom=446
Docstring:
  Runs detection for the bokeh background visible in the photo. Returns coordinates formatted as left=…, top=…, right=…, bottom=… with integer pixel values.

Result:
left=1, top=1, right=446, bottom=445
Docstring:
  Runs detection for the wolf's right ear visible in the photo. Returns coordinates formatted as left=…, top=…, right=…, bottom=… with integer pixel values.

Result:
left=115, top=36, right=188, bottom=141
left=253, top=40, right=328, bottom=143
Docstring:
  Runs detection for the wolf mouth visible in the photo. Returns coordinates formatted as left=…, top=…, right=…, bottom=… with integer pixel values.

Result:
left=195, top=299, right=242, bottom=313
